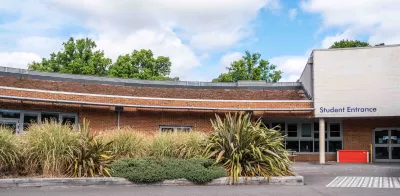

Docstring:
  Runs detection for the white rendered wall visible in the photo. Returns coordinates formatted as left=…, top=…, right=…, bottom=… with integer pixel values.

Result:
left=313, top=45, right=400, bottom=118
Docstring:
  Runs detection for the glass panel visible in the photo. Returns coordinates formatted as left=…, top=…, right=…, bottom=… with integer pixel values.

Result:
left=0, top=111, right=20, bottom=118
left=391, top=130, right=400, bottom=144
left=314, top=141, right=328, bottom=152
left=0, top=122, right=17, bottom=134
left=392, top=147, right=400, bottom=160
left=176, top=127, right=192, bottom=132
left=328, top=141, right=342, bottom=152
left=161, top=128, right=174, bottom=133
left=24, top=113, right=38, bottom=124
left=375, top=147, right=389, bottom=159
left=62, top=116, right=76, bottom=125
left=300, top=141, right=313, bottom=152
left=272, top=122, right=285, bottom=135
left=301, top=123, right=312, bottom=137
left=286, top=141, right=299, bottom=152
left=41, top=113, right=59, bottom=123
left=375, top=130, right=389, bottom=144
left=329, top=123, right=341, bottom=137
left=287, top=123, right=297, bottom=137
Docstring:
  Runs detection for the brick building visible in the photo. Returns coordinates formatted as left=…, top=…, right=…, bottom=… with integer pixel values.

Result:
left=1, top=44, right=400, bottom=163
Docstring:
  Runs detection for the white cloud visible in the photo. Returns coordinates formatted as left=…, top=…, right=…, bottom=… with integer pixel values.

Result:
left=0, top=0, right=281, bottom=80
left=302, top=0, right=400, bottom=45
left=219, top=52, right=243, bottom=72
left=288, top=8, right=297, bottom=20
left=0, top=52, right=41, bottom=69
left=270, top=55, right=309, bottom=82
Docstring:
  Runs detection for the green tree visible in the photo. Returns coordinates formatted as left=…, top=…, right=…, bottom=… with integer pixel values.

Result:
left=108, top=49, right=177, bottom=80
left=212, top=51, right=282, bottom=82
left=330, top=39, right=370, bottom=48
left=29, top=37, right=111, bottom=76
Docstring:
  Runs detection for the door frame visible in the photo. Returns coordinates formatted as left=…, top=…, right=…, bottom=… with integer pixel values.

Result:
left=373, top=127, right=400, bottom=162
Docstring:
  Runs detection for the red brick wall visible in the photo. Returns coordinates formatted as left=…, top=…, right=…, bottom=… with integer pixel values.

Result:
left=295, top=154, right=336, bottom=162
left=0, top=76, right=308, bottom=100
left=343, top=117, right=400, bottom=151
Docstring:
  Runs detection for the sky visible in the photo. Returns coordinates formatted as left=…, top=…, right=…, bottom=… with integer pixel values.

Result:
left=0, top=0, right=399, bottom=82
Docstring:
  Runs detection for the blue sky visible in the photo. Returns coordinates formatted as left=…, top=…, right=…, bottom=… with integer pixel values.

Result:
left=0, top=0, right=398, bottom=82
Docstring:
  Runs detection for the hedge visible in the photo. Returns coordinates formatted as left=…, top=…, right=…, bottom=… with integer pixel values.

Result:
left=110, top=158, right=226, bottom=184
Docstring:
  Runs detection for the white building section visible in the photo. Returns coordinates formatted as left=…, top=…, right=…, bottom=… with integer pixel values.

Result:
left=311, top=45, right=400, bottom=118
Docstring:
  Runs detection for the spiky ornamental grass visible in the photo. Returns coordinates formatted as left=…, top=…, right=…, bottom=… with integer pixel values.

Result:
left=0, top=127, right=20, bottom=173
left=204, top=113, right=293, bottom=184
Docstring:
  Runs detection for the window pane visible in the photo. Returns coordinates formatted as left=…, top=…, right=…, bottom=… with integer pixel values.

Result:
left=161, top=128, right=174, bottom=133
left=176, top=127, right=192, bottom=132
left=0, top=111, right=20, bottom=118
left=272, top=122, right=285, bottom=134
left=300, top=141, right=313, bottom=152
left=41, top=113, right=59, bottom=122
left=286, top=141, right=299, bottom=152
left=24, top=114, right=38, bottom=124
left=287, top=123, right=297, bottom=137
left=314, top=141, right=327, bottom=152
left=301, top=123, right=312, bottom=137
left=328, top=141, right=342, bottom=152
left=62, top=116, right=76, bottom=125
left=330, top=123, right=341, bottom=137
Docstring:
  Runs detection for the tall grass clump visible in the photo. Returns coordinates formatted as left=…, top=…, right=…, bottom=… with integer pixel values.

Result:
left=204, top=113, right=293, bottom=184
left=0, top=127, right=20, bottom=173
left=149, top=131, right=206, bottom=159
left=99, top=128, right=147, bottom=159
left=21, top=121, right=80, bottom=177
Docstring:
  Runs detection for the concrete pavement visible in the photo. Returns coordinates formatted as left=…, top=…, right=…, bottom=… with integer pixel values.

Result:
left=1, top=162, right=399, bottom=196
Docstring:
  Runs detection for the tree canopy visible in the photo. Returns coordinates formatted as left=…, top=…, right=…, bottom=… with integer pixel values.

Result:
left=212, top=51, right=282, bottom=82
left=108, top=49, right=177, bottom=80
left=329, top=39, right=370, bottom=49
left=29, top=37, right=176, bottom=80
left=29, top=37, right=111, bottom=76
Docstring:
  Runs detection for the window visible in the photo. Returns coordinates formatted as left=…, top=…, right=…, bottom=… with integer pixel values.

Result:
left=159, top=126, right=192, bottom=133
left=61, top=115, right=76, bottom=125
left=301, top=123, right=312, bottom=137
left=23, top=113, right=39, bottom=131
left=329, top=123, right=341, bottom=137
left=41, top=113, right=59, bottom=123
left=0, top=111, right=20, bottom=119
left=271, top=122, right=285, bottom=135
left=286, top=141, right=299, bottom=152
left=264, top=120, right=343, bottom=153
left=287, top=123, right=298, bottom=137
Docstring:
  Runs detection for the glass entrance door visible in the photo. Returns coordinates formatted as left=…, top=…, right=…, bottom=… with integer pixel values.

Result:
left=373, top=128, right=400, bottom=162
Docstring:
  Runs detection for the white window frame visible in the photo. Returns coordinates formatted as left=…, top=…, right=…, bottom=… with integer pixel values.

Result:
left=0, top=109, right=78, bottom=134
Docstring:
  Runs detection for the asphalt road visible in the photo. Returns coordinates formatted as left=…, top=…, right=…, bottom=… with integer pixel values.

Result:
left=1, top=162, right=399, bottom=196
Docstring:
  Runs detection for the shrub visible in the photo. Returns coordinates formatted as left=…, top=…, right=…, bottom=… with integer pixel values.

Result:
left=21, top=121, right=80, bottom=177
left=69, top=120, right=113, bottom=177
left=99, top=128, right=147, bottom=159
left=110, top=158, right=225, bottom=184
left=0, top=127, right=20, bottom=172
left=204, top=113, right=293, bottom=184
left=148, top=132, right=205, bottom=159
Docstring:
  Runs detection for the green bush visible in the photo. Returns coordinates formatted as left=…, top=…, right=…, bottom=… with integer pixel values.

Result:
left=22, top=121, right=80, bottom=177
left=0, top=127, right=20, bottom=172
left=99, top=128, right=147, bottom=159
left=148, top=132, right=205, bottom=159
left=110, top=158, right=225, bottom=184
left=204, top=113, right=293, bottom=184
